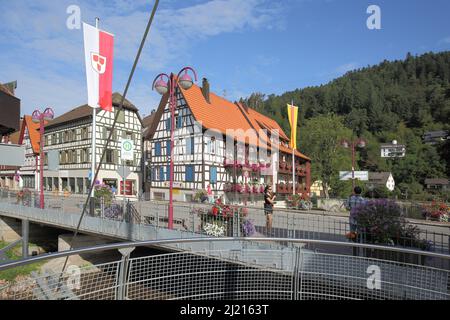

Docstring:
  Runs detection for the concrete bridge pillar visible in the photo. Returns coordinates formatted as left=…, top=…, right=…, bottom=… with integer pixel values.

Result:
left=22, top=219, right=29, bottom=259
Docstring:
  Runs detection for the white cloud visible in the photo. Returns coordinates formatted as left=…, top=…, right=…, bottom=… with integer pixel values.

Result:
left=0, top=0, right=285, bottom=117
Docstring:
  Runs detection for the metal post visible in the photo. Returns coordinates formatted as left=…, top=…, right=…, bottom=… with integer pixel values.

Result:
left=351, top=141, right=355, bottom=190
left=117, top=247, right=135, bottom=300
left=22, top=219, right=29, bottom=259
left=168, top=75, right=175, bottom=230
left=90, top=17, right=99, bottom=216
left=122, top=162, right=126, bottom=214
left=291, top=100, right=295, bottom=196
left=39, top=118, right=45, bottom=209
left=292, top=246, right=301, bottom=300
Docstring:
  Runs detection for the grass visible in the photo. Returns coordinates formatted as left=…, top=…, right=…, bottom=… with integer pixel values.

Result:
left=0, top=241, right=45, bottom=282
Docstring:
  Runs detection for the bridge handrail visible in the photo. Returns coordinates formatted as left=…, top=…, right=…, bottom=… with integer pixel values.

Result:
left=1, top=237, right=450, bottom=272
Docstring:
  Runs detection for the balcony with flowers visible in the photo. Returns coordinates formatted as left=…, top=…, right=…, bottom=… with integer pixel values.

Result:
left=224, top=182, right=266, bottom=194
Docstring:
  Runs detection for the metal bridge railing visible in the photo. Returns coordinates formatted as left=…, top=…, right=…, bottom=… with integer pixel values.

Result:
left=1, top=189, right=449, bottom=257
left=0, top=238, right=449, bottom=300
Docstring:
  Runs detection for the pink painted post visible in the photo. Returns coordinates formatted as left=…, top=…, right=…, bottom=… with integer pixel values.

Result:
left=39, top=117, right=45, bottom=209
left=168, top=74, right=175, bottom=230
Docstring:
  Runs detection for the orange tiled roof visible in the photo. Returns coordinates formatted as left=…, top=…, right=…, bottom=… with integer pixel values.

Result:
left=179, top=83, right=310, bottom=161
left=21, top=115, right=47, bottom=154
left=180, top=84, right=252, bottom=137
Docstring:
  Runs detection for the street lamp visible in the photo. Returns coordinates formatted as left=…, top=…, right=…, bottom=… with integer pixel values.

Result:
left=340, top=137, right=366, bottom=190
left=32, top=107, right=54, bottom=209
left=152, top=67, right=197, bottom=229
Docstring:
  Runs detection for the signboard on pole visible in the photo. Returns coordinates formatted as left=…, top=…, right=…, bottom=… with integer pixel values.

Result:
left=120, top=139, right=134, bottom=161
left=339, top=171, right=369, bottom=181
left=47, top=150, right=60, bottom=171
left=116, top=165, right=131, bottom=180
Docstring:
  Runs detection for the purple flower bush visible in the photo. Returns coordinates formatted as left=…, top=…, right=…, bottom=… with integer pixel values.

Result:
left=241, top=219, right=256, bottom=237
left=104, top=204, right=123, bottom=220
left=353, top=199, right=432, bottom=251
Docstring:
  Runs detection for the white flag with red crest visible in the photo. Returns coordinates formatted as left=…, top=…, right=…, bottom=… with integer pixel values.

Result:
left=83, top=22, right=114, bottom=112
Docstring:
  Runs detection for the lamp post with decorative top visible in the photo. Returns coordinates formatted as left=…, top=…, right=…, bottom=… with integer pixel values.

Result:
left=152, top=67, right=197, bottom=229
left=32, top=107, right=54, bottom=209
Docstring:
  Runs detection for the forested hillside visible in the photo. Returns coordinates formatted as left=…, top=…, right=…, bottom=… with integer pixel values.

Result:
left=243, top=51, right=450, bottom=199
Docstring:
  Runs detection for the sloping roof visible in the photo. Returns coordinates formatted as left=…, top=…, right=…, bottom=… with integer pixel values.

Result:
left=20, top=116, right=47, bottom=154
left=46, top=104, right=93, bottom=129
left=179, top=82, right=310, bottom=161
left=0, top=84, right=13, bottom=96
left=46, top=92, right=138, bottom=129
left=180, top=84, right=252, bottom=136
left=142, top=112, right=157, bottom=140
left=425, top=178, right=449, bottom=185
left=8, top=119, right=22, bottom=144
left=236, top=103, right=309, bottom=160
left=369, top=172, right=392, bottom=184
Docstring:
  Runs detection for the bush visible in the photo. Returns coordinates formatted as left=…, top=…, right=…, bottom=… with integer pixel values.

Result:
left=353, top=199, right=431, bottom=250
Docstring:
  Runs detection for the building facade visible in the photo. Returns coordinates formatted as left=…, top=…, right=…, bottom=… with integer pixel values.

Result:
left=145, top=77, right=311, bottom=203
left=0, top=116, right=43, bottom=191
left=41, top=93, right=143, bottom=198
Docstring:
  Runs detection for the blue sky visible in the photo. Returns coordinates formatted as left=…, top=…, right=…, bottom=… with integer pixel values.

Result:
left=1, top=0, right=450, bottom=117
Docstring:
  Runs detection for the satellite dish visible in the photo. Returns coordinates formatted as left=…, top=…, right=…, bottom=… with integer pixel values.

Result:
left=392, top=140, right=397, bottom=145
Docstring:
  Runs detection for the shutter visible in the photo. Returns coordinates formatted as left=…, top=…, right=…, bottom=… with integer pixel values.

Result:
left=166, top=165, right=170, bottom=181
left=186, top=138, right=191, bottom=155
left=166, top=140, right=171, bottom=156
left=160, top=167, right=165, bottom=182
left=114, top=150, right=119, bottom=164
left=210, top=167, right=217, bottom=184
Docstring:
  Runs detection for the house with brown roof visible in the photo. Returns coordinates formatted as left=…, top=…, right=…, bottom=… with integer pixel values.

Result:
left=41, top=93, right=143, bottom=197
left=0, top=115, right=46, bottom=190
left=145, top=76, right=311, bottom=203
left=367, top=172, right=395, bottom=192
left=425, top=178, right=449, bottom=190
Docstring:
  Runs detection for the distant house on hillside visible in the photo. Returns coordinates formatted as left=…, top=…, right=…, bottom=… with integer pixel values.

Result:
left=425, top=178, right=449, bottom=190
left=380, top=140, right=406, bottom=158
left=368, top=172, right=395, bottom=192
left=423, top=131, right=449, bottom=145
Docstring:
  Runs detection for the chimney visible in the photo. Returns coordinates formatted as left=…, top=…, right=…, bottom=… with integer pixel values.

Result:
left=201, top=78, right=210, bottom=103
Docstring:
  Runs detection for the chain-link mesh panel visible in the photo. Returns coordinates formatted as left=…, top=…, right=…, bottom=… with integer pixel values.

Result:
left=126, top=251, right=293, bottom=300
left=1, top=243, right=449, bottom=300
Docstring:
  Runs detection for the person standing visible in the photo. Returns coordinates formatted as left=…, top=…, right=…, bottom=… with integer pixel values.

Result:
left=346, top=186, right=366, bottom=233
left=207, top=184, right=213, bottom=204
left=264, top=185, right=276, bottom=236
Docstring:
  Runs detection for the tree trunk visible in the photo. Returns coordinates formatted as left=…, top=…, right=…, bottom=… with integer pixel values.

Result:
left=323, top=181, right=330, bottom=199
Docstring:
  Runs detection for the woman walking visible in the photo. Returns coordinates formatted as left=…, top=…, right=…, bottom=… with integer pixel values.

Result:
left=264, top=185, right=276, bottom=236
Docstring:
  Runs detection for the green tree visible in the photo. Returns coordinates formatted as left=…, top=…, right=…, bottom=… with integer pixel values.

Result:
left=299, top=114, right=353, bottom=198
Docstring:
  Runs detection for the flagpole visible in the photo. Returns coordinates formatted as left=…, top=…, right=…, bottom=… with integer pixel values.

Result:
left=291, top=100, right=295, bottom=196
left=90, top=17, right=100, bottom=212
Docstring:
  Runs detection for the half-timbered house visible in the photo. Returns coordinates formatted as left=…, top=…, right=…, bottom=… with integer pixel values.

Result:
left=145, top=77, right=311, bottom=203
left=42, top=93, right=143, bottom=197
